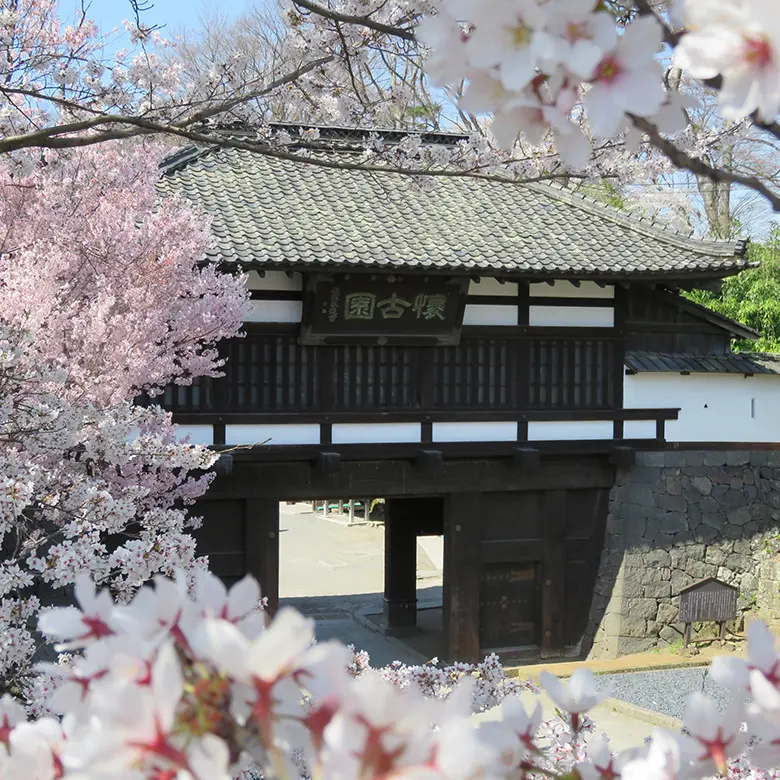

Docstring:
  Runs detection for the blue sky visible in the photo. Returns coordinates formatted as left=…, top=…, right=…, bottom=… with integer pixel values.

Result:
left=70, top=0, right=249, bottom=38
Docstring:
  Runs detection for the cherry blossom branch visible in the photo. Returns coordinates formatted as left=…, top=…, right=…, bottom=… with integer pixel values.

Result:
left=630, top=115, right=780, bottom=212
left=291, top=0, right=417, bottom=41
left=0, top=113, right=597, bottom=185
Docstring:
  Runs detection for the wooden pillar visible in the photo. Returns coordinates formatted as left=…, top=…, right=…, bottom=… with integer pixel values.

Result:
left=383, top=499, right=418, bottom=633
left=541, top=489, right=567, bottom=658
left=245, top=498, right=280, bottom=617
left=443, top=492, right=481, bottom=663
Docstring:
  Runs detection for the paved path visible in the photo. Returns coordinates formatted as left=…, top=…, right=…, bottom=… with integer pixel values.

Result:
left=279, top=502, right=441, bottom=665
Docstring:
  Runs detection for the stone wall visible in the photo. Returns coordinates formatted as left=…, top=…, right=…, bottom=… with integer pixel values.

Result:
left=586, top=450, right=780, bottom=657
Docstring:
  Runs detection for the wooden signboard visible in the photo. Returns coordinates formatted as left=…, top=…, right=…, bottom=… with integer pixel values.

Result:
left=299, top=274, right=468, bottom=346
left=678, top=577, right=738, bottom=647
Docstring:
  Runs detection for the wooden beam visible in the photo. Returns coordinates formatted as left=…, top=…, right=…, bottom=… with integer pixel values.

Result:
left=244, top=498, right=280, bottom=617
left=212, top=453, right=233, bottom=476
left=205, top=455, right=617, bottom=501
left=541, top=490, right=567, bottom=658
left=316, top=452, right=342, bottom=476
left=609, top=446, right=635, bottom=467
left=444, top=493, right=482, bottom=663
left=510, top=447, right=541, bottom=470
left=383, top=500, right=419, bottom=634
left=417, top=449, right=444, bottom=475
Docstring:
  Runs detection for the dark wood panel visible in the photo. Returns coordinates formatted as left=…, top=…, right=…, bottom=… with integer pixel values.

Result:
left=481, top=539, right=544, bottom=563
left=481, top=492, right=543, bottom=541
left=563, top=488, right=609, bottom=645
left=192, top=500, right=244, bottom=553
left=158, top=328, right=626, bottom=418
left=541, top=490, right=567, bottom=657
left=479, top=563, right=539, bottom=649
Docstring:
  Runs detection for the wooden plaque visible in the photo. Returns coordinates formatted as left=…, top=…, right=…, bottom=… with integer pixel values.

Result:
left=299, top=274, right=468, bottom=346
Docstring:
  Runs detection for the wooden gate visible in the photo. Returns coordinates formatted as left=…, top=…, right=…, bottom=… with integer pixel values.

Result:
left=479, top=563, right=539, bottom=650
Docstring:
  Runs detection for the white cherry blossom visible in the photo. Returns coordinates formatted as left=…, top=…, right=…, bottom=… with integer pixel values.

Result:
left=675, top=0, right=780, bottom=122
left=585, top=15, right=666, bottom=139
left=682, top=692, right=746, bottom=776
left=462, top=0, right=547, bottom=91
left=540, top=668, right=606, bottom=719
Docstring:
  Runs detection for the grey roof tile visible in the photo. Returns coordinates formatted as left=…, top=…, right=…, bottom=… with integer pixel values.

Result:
left=625, top=351, right=780, bottom=375
left=159, top=145, right=749, bottom=279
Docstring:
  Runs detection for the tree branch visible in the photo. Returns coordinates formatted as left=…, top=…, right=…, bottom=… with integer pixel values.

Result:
left=630, top=115, right=780, bottom=212
left=292, top=0, right=416, bottom=41
left=0, top=112, right=596, bottom=187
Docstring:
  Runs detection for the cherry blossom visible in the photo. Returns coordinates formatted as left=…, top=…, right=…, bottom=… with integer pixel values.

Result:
left=682, top=693, right=746, bottom=776
left=674, top=0, right=780, bottom=123
left=584, top=15, right=666, bottom=139
left=540, top=668, right=606, bottom=723
left=5, top=571, right=780, bottom=780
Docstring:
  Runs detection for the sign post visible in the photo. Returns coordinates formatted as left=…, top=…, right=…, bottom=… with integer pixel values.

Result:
left=678, top=577, right=738, bottom=648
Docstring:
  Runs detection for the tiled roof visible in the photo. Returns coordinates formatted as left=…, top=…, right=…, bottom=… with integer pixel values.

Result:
left=625, top=351, right=780, bottom=375
left=159, top=142, right=749, bottom=279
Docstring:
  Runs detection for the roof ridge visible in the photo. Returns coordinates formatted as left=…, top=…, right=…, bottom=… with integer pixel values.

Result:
left=158, top=145, right=214, bottom=174
left=523, top=180, right=748, bottom=259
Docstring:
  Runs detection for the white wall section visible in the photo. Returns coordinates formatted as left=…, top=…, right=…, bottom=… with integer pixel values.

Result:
left=624, top=373, right=780, bottom=443
left=463, top=304, right=518, bottom=326
left=468, top=278, right=519, bottom=296
left=225, top=424, right=320, bottom=446
left=175, top=425, right=214, bottom=446
left=623, top=420, right=658, bottom=440
left=529, top=281, right=614, bottom=299
left=433, top=421, right=517, bottom=442
left=528, top=306, right=614, bottom=327
left=246, top=270, right=303, bottom=291
left=528, top=420, right=614, bottom=440
left=332, top=423, right=422, bottom=444
left=244, top=300, right=303, bottom=322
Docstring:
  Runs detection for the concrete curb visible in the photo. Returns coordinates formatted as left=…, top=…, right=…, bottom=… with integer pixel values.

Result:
left=600, top=697, right=683, bottom=731
left=505, top=658, right=710, bottom=680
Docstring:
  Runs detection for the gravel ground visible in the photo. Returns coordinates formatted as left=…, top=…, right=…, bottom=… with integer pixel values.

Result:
left=596, top=666, right=741, bottom=721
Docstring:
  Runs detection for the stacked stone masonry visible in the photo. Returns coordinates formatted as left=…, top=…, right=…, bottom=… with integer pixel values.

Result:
left=587, top=450, right=780, bottom=657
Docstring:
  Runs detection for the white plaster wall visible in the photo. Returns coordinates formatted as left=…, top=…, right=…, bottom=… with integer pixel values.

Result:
left=468, top=278, right=519, bottom=296
left=244, top=299, right=302, bottom=322
left=175, top=425, right=214, bottom=446
left=624, top=373, right=780, bottom=443
left=529, top=281, right=614, bottom=299
left=463, top=304, right=518, bottom=326
left=225, top=424, right=320, bottom=446
left=528, top=305, right=614, bottom=327
left=623, top=419, right=658, bottom=440
left=332, top=423, right=421, bottom=444
left=245, top=270, right=303, bottom=291
left=528, top=420, right=614, bottom=441
left=432, top=421, right=517, bottom=442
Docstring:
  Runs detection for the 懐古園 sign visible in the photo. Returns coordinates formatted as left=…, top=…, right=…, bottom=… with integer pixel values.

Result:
left=299, top=274, right=469, bottom=346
